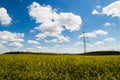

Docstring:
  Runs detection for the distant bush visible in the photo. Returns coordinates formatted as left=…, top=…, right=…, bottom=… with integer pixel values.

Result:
left=82, top=51, right=120, bottom=55
left=4, top=52, right=61, bottom=55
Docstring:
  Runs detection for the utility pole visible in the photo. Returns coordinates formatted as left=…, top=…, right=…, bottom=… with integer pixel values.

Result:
left=83, top=32, right=86, bottom=53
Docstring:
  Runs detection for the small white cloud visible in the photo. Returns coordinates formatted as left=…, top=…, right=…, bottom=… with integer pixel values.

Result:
left=0, top=7, right=12, bottom=25
left=95, top=30, right=108, bottom=35
left=30, top=30, right=35, bottom=33
left=27, top=40, right=39, bottom=45
left=45, top=35, right=69, bottom=43
left=0, top=31, right=24, bottom=47
left=96, top=5, right=102, bottom=9
left=104, top=38, right=116, bottom=42
left=79, top=30, right=108, bottom=39
left=35, top=33, right=47, bottom=40
left=95, top=41, right=104, bottom=46
left=9, top=42, right=23, bottom=47
left=104, top=22, right=111, bottom=27
left=79, top=32, right=97, bottom=38
left=57, top=35, right=69, bottom=42
left=74, top=41, right=84, bottom=46
left=55, top=45, right=63, bottom=47
left=92, top=9, right=99, bottom=15
left=104, top=22, right=115, bottom=27
left=45, top=39, right=58, bottom=43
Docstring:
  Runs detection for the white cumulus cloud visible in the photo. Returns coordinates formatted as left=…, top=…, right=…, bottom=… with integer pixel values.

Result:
left=92, top=9, right=99, bottom=15
left=95, top=41, right=104, bottom=46
left=104, top=22, right=111, bottom=27
left=104, top=38, right=116, bottom=42
left=27, top=40, right=39, bottom=45
left=45, top=39, right=58, bottom=43
left=79, top=32, right=97, bottom=38
left=93, top=1, right=120, bottom=18
left=0, top=7, right=12, bottom=25
left=102, top=1, right=120, bottom=18
left=79, top=30, right=107, bottom=38
left=95, top=30, right=108, bottom=35
left=104, top=22, right=115, bottom=27
left=45, top=35, right=69, bottom=43
left=96, top=5, right=102, bottom=9
left=28, top=2, right=82, bottom=43
left=57, top=12, right=81, bottom=32
left=9, top=42, right=23, bottom=47
left=0, top=31, right=24, bottom=47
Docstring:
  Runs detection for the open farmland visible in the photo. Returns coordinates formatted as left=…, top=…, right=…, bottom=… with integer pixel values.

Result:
left=0, top=53, right=120, bottom=80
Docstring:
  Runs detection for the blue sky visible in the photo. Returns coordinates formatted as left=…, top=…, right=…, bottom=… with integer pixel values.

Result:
left=0, top=0, right=120, bottom=53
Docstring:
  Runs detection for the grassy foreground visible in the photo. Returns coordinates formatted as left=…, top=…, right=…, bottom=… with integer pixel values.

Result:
left=0, top=54, right=120, bottom=80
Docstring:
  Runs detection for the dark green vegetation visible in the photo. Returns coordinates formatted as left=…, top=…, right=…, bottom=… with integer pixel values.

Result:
left=4, top=52, right=60, bottom=55
left=4, top=51, right=120, bottom=55
left=84, top=51, right=120, bottom=55
left=0, top=51, right=120, bottom=80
